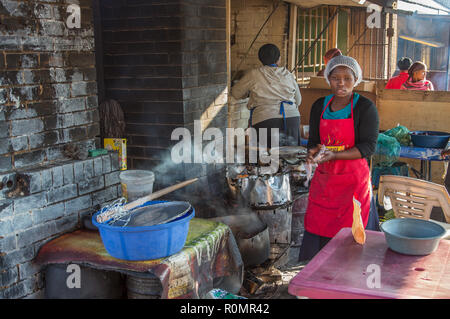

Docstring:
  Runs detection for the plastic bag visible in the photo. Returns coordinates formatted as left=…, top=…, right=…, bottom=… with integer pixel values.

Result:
left=352, top=197, right=366, bottom=245
left=371, top=161, right=409, bottom=188
left=372, top=133, right=401, bottom=167
left=383, top=124, right=411, bottom=146
left=205, top=288, right=247, bottom=299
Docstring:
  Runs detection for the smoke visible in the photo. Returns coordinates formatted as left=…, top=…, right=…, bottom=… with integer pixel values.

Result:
left=139, top=123, right=290, bottom=225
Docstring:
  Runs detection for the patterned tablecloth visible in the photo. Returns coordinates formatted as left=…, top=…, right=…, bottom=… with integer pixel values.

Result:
left=35, top=218, right=243, bottom=299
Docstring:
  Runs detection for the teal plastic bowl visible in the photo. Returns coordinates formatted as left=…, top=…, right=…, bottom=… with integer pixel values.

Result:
left=381, top=218, right=446, bottom=255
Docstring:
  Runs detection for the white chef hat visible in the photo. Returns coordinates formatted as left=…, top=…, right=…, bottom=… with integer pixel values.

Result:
left=324, top=55, right=363, bottom=87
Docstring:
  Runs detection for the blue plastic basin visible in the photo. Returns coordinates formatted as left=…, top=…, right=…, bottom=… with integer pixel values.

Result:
left=381, top=218, right=446, bottom=255
left=409, top=131, right=450, bottom=149
left=92, top=200, right=194, bottom=261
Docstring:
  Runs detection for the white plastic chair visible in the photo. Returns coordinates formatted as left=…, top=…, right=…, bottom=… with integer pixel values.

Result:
left=378, top=175, right=450, bottom=239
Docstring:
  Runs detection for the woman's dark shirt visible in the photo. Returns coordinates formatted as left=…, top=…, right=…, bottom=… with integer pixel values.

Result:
left=307, top=95, right=379, bottom=159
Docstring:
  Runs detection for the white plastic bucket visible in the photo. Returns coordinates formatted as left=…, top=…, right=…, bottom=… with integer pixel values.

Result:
left=119, top=170, right=155, bottom=202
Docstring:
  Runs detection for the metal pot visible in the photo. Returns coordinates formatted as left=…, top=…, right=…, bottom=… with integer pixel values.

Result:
left=208, top=214, right=270, bottom=267
left=237, top=226, right=270, bottom=267
left=242, top=172, right=292, bottom=209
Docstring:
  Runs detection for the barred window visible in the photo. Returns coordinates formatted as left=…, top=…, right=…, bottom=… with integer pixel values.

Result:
left=295, top=6, right=330, bottom=84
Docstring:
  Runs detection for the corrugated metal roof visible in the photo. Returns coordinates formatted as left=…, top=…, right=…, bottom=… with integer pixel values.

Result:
left=398, top=0, right=450, bottom=14
left=434, top=0, right=450, bottom=9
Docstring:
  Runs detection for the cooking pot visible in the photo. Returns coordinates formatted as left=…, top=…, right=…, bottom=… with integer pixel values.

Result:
left=209, top=214, right=270, bottom=267
left=237, top=226, right=270, bottom=267
left=241, top=172, right=292, bottom=209
left=226, top=165, right=292, bottom=208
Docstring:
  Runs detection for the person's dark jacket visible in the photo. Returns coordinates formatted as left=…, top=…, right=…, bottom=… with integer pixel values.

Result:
left=307, top=95, right=379, bottom=159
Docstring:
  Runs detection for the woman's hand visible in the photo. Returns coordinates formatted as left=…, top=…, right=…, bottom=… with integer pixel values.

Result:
left=307, top=145, right=336, bottom=164
left=317, top=149, right=336, bottom=163
left=306, top=145, right=321, bottom=164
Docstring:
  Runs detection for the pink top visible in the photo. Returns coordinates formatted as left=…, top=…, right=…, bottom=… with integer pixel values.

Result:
left=401, top=79, right=434, bottom=91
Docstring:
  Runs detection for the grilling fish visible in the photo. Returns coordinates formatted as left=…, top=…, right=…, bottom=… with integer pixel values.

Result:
left=304, top=145, right=328, bottom=187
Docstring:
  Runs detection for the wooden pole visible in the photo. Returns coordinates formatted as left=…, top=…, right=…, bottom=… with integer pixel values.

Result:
left=288, top=4, right=298, bottom=71
left=328, top=7, right=338, bottom=50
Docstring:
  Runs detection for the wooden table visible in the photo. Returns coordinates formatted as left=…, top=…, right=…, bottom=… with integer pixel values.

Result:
left=288, top=228, right=450, bottom=299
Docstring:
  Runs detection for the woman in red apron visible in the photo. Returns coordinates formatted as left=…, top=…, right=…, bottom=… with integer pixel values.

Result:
left=298, top=55, right=380, bottom=261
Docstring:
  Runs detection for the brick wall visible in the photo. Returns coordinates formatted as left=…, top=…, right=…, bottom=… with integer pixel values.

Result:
left=229, top=0, right=289, bottom=129
left=100, top=0, right=184, bottom=180
left=0, top=0, right=121, bottom=299
left=0, top=153, right=121, bottom=299
left=0, top=0, right=100, bottom=171
left=231, top=0, right=288, bottom=74
left=99, top=0, right=229, bottom=212
left=179, top=0, right=229, bottom=206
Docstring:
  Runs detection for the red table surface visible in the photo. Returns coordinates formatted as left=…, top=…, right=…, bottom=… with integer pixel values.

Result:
left=288, top=228, right=450, bottom=299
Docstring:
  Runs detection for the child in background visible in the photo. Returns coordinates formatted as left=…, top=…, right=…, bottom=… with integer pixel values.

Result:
left=401, top=61, right=434, bottom=91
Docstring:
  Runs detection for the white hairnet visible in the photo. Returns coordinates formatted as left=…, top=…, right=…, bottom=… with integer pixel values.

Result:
left=324, top=55, right=363, bottom=87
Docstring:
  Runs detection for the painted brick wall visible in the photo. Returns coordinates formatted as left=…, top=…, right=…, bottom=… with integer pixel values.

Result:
left=0, top=153, right=121, bottom=299
left=0, top=0, right=99, bottom=172
left=0, top=0, right=122, bottom=299
left=229, top=0, right=289, bottom=129
left=99, top=0, right=229, bottom=212
left=179, top=0, right=229, bottom=207
left=100, top=0, right=184, bottom=179
left=231, top=0, right=289, bottom=74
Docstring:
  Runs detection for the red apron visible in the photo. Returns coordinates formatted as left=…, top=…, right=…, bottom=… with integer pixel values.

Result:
left=304, top=95, right=372, bottom=238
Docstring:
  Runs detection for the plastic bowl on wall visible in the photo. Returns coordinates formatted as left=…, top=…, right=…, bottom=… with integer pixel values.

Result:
left=92, top=200, right=194, bottom=261
left=409, top=131, right=450, bottom=149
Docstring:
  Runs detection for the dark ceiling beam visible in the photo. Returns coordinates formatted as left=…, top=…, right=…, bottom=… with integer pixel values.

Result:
left=367, top=0, right=395, bottom=7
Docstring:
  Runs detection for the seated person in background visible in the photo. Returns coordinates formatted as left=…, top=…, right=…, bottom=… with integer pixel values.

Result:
left=316, top=48, right=342, bottom=77
left=385, top=57, right=412, bottom=89
left=401, top=61, right=434, bottom=91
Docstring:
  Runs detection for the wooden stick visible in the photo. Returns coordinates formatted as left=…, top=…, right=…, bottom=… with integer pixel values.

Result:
left=96, top=178, right=198, bottom=223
